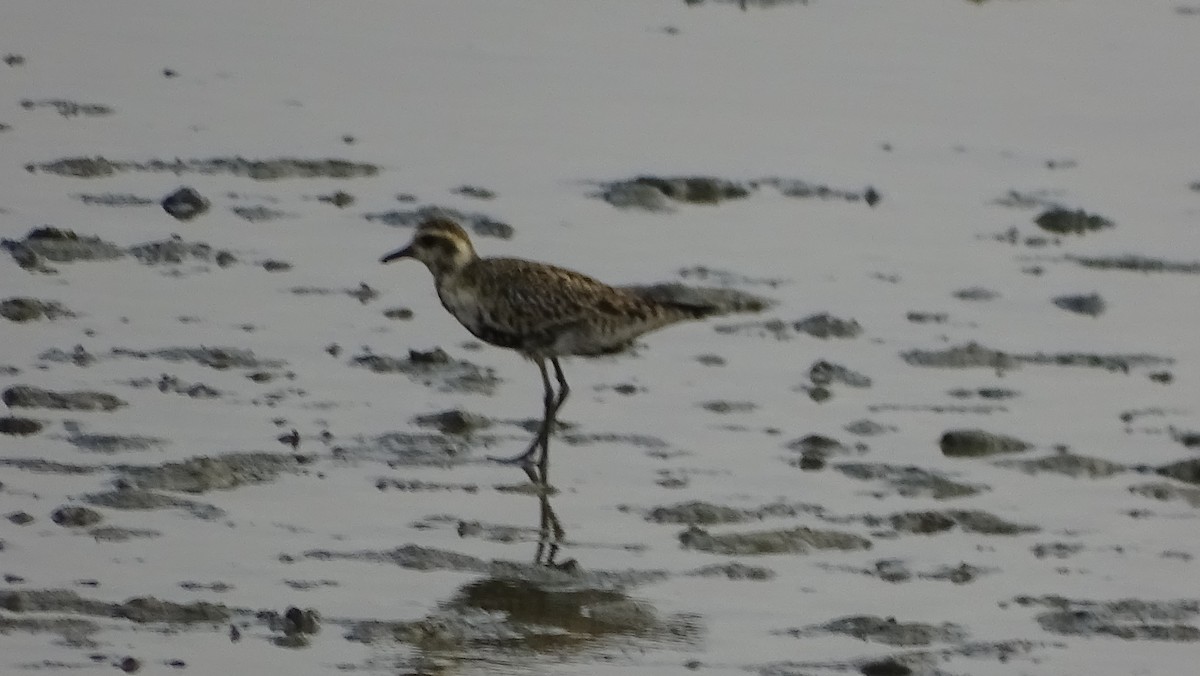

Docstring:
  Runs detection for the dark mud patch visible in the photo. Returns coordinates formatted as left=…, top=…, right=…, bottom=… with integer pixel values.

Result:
left=758, top=639, right=1047, bottom=676
left=1, top=297, right=75, bottom=322
left=786, top=434, right=865, bottom=470
left=66, top=433, right=165, bottom=453
left=127, top=373, right=221, bottom=399
left=715, top=313, right=860, bottom=340
left=995, top=451, right=1125, bottom=478
left=31, top=156, right=378, bottom=180
left=20, top=98, right=113, bottom=117
left=1128, top=482, right=1200, bottom=508
left=116, top=452, right=313, bottom=494
left=1053, top=292, right=1106, bottom=317
left=1014, top=595, right=1200, bottom=641
left=0, top=416, right=43, bottom=436
left=835, top=463, right=986, bottom=500
left=0, top=589, right=231, bottom=625
left=679, top=524, right=871, bottom=555
left=75, top=193, right=155, bottom=207
left=352, top=348, right=500, bottom=395
left=366, top=205, right=514, bottom=239
left=51, top=506, right=103, bottom=527
left=881, top=510, right=1038, bottom=536
left=624, top=282, right=773, bottom=315
left=1156, top=457, right=1200, bottom=485
left=831, top=559, right=994, bottom=585
left=688, top=561, right=775, bottom=580
left=0, top=457, right=103, bottom=475
left=1066, top=254, right=1200, bottom=274
left=1034, top=207, right=1114, bottom=235
left=111, top=346, right=286, bottom=371
left=0, top=615, right=100, bottom=648
left=939, top=428, right=1032, bottom=458
left=597, top=175, right=751, bottom=211
left=560, top=432, right=667, bottom=450
left=291, top=282, right=378, bottom=304
left=780, top=614, right=969, bottom=646
left=3, top=385, right=126, bottom=411
left=375, top=478, right=479, bottom=493
left=2, top=227, right=124, bottom=269
left=90, top=526, right=162, bottom=542
left=83, top=486, right=225, bottom=520
left=596, top=175, right=877, bottom=211
left=677, top=264, right=787, bottom=288
left=903, top=341, right=1172, bottom=372
left=339, top=431, right=485, bottom=467
left=639, top=500, right=822, bottom=526
left=700, top=399, right=757, bottom=414
left=1, top=227, right=239, bottom=271
left=127, top=235, right=235, bottom=267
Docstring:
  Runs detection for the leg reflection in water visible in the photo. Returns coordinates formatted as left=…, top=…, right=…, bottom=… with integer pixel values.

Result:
left=532, top=468, right=571, bottom=569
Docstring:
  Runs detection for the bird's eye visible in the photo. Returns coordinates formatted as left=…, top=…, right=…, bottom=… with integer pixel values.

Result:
left=415, top=234, right=440, bottom=247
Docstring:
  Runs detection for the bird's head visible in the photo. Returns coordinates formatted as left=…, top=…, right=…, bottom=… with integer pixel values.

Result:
left=380, top=217, right=477, bottom=278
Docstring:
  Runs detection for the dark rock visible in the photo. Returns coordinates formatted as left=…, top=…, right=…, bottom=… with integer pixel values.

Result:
left=940, top=429, right=1031, bottom=457
left=161, top=187, right=209, bottom=221
left=1035, top=207, right=1114, bottom=235
left=1053, top=293, right=1106, bottom=317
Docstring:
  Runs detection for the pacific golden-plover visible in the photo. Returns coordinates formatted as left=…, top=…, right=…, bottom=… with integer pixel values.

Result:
left=380, top=217, right=714, bottom=484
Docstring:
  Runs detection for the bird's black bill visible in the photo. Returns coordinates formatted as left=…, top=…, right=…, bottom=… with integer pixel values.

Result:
left=380, top=246, right=413, bottom=264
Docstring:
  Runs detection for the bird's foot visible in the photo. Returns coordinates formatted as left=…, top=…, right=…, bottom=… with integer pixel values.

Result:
left=487, top=447, right=537, bottom=467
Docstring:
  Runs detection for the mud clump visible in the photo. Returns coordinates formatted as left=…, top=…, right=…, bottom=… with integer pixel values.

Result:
left=1067, top=254, right=1200, bottom=274
left=20, top=98, right=112, bottom=117
left=835, top=463, right=985, bottom=500
left=599, top=176, right=751, bottom=210
left=51, top=506, right=103, bottom=527
left=996, top=451, right=1125, bottom=478
left=68, top=434, right=164, bottom=453
left=3, top=385, right=126, bottom=411
left=782, top=614, right=970, bottom=646
left=1128, top=482, right=1200, bottom=508
left=887, top=510, right=1037, bottom=536
left=111, top=346, right=285, bottom=371
left=1016, top=595, right=1200, bottom=641
left=1156, top=458, right=1200, bottom=485
left=118, top=452, right=311, bottom=493
left=127, top=236, right=234, bottom=266
left=939, top=429, right=1032, bottom=458
left=1, top=297, right=74, bottom=322
left=689, top=561, right=775, bottom=581
left=352, top=348, right=500, bottom=395
left=365, top=205, right=514, bottom=239
left=907, top=342, right=1171, bottom=373
left=33, top=156, right=379, bottom=180
left=2, top=227, right=124, bottom=269
left=1034, top=207, right=1114, bottom=235
left=715, top=313, right=859, bottom=340
left=0, top=416, right=43, bottom=436
left=83, top=486, right=224, bottom=520
left=679, top=524, right=872, bottom=555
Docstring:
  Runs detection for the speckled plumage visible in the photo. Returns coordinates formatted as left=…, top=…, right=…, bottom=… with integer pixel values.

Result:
left=381, top=216, right=712, bottom=484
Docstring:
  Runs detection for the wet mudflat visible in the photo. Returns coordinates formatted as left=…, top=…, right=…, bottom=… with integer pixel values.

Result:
left=2, top=1, right=1199, bottom=675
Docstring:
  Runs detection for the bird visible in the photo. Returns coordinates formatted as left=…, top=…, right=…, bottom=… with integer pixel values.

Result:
left=380, top=216, right=715, bottom=485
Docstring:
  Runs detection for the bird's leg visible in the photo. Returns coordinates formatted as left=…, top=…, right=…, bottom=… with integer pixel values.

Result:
left=537, top=358, right=570, bottom=482
left=488, top=358, right=554, bottom=481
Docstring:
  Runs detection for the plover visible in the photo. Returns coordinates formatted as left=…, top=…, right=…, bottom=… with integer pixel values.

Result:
left=381, top=217, right=714, bottom=483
